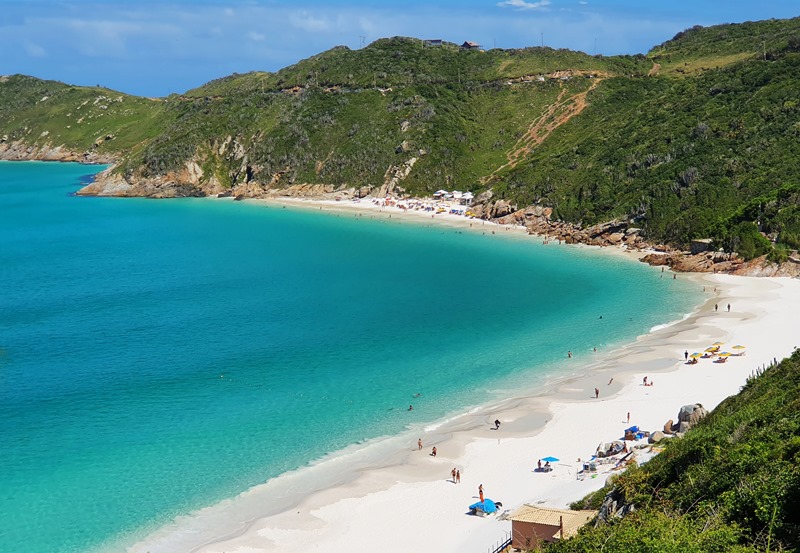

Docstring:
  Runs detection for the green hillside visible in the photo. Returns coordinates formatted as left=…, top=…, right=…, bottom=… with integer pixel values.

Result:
left=0, top=75, right=168, bottom=155
left=2, top=18, right=800, bottom=258
left=551, top=349, right=800, bottom=553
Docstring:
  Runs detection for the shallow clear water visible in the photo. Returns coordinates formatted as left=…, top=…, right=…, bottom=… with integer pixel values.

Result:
left=0, top=161, right=699, bottom=553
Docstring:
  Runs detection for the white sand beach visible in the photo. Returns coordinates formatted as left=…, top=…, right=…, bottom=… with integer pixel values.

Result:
left=131, top=197, right=800, bottom=553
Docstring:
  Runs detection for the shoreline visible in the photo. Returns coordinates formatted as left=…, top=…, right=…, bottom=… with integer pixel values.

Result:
left=130, top=274, right=800, bottom=553
left=125, top=195, right=800, bottom=553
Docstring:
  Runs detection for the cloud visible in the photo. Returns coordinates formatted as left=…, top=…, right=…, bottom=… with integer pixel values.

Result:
left=497, top=0, right=551, bottom=10
left=289, top=11, right=331, bottom=32
left=24, top=41, right=46, bottom=57
left=247, top=31, right=266, bottom=41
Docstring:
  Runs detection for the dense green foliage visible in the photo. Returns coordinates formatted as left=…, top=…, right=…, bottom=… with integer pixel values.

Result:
left=556, top=350, right=800, bottom=552
left=3, top=18, right=800, bottom=257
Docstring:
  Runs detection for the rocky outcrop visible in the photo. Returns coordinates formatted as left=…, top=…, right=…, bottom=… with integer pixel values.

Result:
left=641, top=250, right=744, bottom=273
left=596, top=487, right=635, bottom=524
left=662, top=404, right=707, bottom=434
left=517, top=211, right=650, bottom=251
left=0, top=140, right=116, bottom=164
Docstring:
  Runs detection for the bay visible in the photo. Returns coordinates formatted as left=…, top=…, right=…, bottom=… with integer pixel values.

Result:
left=0, top=161, right=699, bottom=552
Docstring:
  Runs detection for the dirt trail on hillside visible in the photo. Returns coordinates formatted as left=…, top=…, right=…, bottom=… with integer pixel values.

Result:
left=482, top=73, right=605, bottom=183
left=648, top=63, right=661, bottom=76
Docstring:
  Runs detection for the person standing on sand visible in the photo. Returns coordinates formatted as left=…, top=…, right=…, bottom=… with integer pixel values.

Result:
left=478, top=484, right=484, bottom=502
left=627, top=412, right=631, bottom=423
left=685, top=350, right=689, bottom=361
left=418, top=438, right=422, bottom=450
left=727, top=303, right=731, bottom=312
left=451, top=468, right=457, bottom=483
left=456, top=469, right=461, bottom=483
left=715, top=303, right=718, bottom=312
left=594, top=387, right=599, bottom=399
left=431, top=447, right=437, bottom=457
left=494, top=419, right=501, bottom=430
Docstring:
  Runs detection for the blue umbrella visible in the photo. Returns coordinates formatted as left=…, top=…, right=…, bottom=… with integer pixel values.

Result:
left=541, top=456, right=559, bottom=463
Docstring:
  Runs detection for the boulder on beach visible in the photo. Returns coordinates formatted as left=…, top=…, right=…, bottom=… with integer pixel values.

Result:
left=678, top=403, right=708, bottom=427
left=663, top=419, right=674, bottom=434
left=648, top=430, right=666, bottom=444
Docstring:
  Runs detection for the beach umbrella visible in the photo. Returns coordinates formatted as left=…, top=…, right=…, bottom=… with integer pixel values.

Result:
left=541, top=456, right=559, bottom=463
left=690, top=352, right=703, bottom=358
left=732, top=345, right=746, bottom=349
left=712, top=341, right=724, bottom=346
left=705, top=347, right=718, bottom=352
left=718, top=352, right=732, bottom=357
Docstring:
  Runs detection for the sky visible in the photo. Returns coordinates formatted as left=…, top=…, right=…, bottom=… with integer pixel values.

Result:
left=0, top=0, right=798, bottom=97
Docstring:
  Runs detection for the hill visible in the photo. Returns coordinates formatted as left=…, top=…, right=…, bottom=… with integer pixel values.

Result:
left=550, top=349, right=800, bottom=552
left=2, top=19, right=800, bottom=261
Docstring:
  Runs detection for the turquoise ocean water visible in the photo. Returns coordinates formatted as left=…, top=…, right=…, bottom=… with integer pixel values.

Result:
left=0, top=161, right=699, bottom=553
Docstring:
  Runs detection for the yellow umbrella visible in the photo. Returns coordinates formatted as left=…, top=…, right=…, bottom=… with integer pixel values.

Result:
left=705, top=347, right=718, bottom=352
left=690, top=352, right=703, bottom=358
left=732, top=345, right=746, bottom=349
left=712, top=341, right=724, bottom=346
left=718, top=352, right=732, bottom=357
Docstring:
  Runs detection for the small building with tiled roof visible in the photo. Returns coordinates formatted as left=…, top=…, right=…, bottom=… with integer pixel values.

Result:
left=460, top=41, right=481, bottom=50
left=508, top=504, right=597, bottom=550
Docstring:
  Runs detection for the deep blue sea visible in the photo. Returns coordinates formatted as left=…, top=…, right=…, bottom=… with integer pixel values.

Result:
left=0, top=161, right=699, bottom=553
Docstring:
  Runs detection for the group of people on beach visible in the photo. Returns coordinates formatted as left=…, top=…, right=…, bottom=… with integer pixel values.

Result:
left=450, top=467, right=461, bottom=483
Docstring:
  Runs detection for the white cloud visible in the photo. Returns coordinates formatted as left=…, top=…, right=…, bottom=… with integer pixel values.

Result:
left=497, top=0, right=551, bottom=10
left=289, top=11, right=331, bottom=32
left=24, top=41, right=46, bottom=57
left=247, top=31, right=266, bottom=41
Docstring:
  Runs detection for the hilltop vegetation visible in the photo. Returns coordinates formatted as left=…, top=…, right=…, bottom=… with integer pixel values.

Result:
left=550, top=349, right=800, bottom=553
left=0, top=75, right=168, bottom=157
left=2, top=18, right=800, bottom=259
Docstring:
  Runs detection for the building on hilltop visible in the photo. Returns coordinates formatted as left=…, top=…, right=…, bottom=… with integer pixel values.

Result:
left=423, top=39, right=443, bottom=47
left=460, top=41, right=481, bottom=50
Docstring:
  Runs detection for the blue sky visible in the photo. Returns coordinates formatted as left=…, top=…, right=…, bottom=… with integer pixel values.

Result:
left=1, top=0, right=797, bottom=96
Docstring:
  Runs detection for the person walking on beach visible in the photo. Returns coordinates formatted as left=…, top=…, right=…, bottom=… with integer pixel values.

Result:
left=685, top=350, right=689, bottom=361
left=418, top=438, right=423, bottom=450
left=715, top=303, right=718, bottom=312
left=494, top=419, right=501, bottom=430
left=478, top=484, right=484, bottom=502
left=627, top=412, right=631, bottom=423
left=643, top=376, right=648, bottom=386
left=456, top=469, right=461, bottom=483
left=594, top=387, right=599, bottom=399
left=451, top=468, right=457, bottom=483
left=431, top=446, right=437, bottom=457
left=727, top=303, right=731, bottom=312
